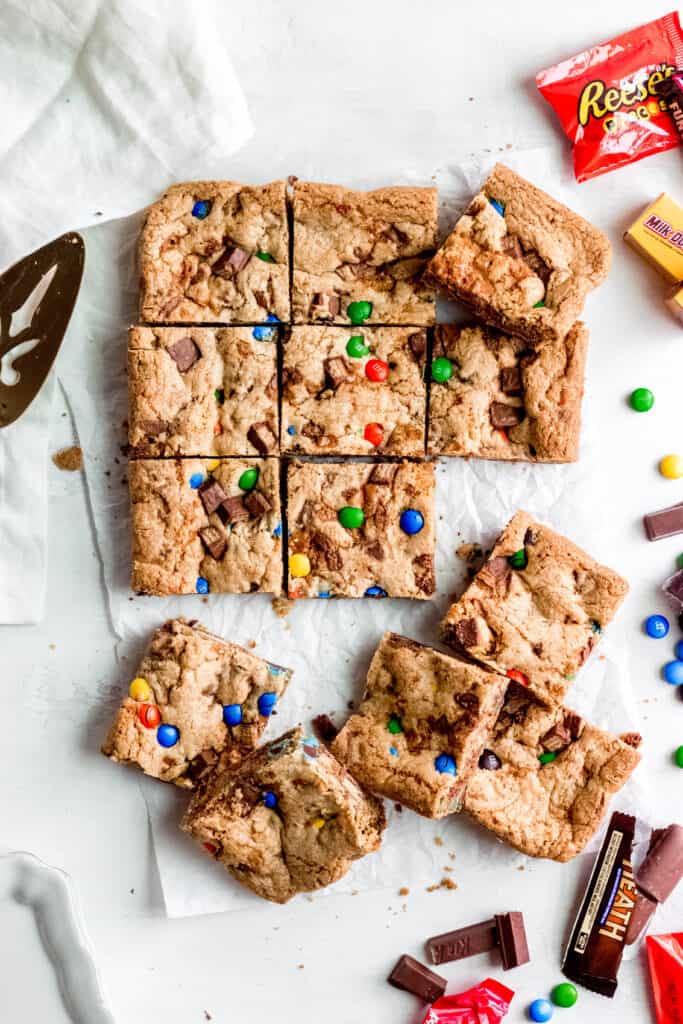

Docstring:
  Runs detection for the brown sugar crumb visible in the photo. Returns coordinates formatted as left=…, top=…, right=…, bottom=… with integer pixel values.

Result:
left=434, top=836, right=444, bottom=847
left=272, top=597, right=294, bottom=618
left=52, top=445, right=83, bottom=472
left=399, top=887, right=410, bottom=896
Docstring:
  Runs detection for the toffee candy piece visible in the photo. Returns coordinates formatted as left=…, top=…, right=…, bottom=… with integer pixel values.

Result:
left=635, top=824, right=683, bottom=904
left=644, top=502, right=683, bottom=541
left=388, top=954, right=447, bottom=1002
left=426, top=911, right=529, bottom=971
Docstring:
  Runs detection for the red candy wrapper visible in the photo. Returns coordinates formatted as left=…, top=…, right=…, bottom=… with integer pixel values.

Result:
left=420, top=978, right=513, bottom=1024
left=647, top=933, right=683, bottom=1024
left=537, top=13, right=683, bottom=182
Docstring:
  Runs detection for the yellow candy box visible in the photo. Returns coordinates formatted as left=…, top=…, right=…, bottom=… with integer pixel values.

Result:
left=624, top=193, right=683, bottom=283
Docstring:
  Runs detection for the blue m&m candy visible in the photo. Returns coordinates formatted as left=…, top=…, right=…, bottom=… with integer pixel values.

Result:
left=528, top=999, right=553, bottom=1022
left=645, top=614, right=670, bottom=639
left=252, top=314, right=280, bottom=342
left=663, top=661, right=683, bottom=686
left=192, top=200, right=210, bottom=219
left=157, top=724, right=179, bottom=748
left=287, top=425, right=296, bottom=435
left=189, top=472, right=204, bottom=489
left=488, top=197, right=505, bottom=216
left=263, top=791, right=278, bottom=809
left=196, top=576, right=209, bottom=595
left=675, top=639, right=683, bottom=660
left=399, top=509, right=424, bottom=536
left=258, top=691, right=277, bottom=716
left=434, top=753, right=456, bottom=775
left=223, top=704, right=242, bottom=726
left=365, top=585, right=388, bottom=598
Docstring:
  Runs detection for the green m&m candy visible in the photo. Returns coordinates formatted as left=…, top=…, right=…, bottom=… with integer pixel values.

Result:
left=675, top=745, right=683, bottom=768
left=255, top=251, right=275, bottom=262
left=431, top=357, right=453, bottom=383
left=551, top=983, right=578, bottom=1008
left=347, top=300, right=372, bottom=324
left=338, top=506, right=365, bottom=529
left=630, top=387, right=654, bottom=412
left=387, top=716, right=403, bottom=734
left=508, top=549, right=527, bottom=570
left=539, top=752, right=556, bottom=765
left=238, top=467, right=259, bottom=491
left=346, top=335, right=370, bottom=358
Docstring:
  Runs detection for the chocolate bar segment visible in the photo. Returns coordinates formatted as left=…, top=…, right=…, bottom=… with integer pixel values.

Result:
left=388, top=954, right=447, bottom=1002
left=426, top=919, right=498, bottom=966
left=644, top=502, right=683, bottom=541
left=636, top=824, right=683, bottom=904
left=495, top=911, right=530, bottom=970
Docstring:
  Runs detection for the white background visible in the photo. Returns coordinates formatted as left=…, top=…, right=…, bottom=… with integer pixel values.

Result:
left=2, top=2, right=683, bottom=1021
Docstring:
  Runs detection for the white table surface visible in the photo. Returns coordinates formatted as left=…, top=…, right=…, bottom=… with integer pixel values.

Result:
left=2, top=2, right=683, bottom=1021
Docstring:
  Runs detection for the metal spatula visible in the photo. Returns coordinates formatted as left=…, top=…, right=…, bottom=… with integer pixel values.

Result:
left=0, top=232, right=85, bottom=428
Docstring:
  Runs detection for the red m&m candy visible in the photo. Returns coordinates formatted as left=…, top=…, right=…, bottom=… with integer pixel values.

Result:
left=365, top=358, right=389, bottom=382
left=138, top=703, right=161, bottom=728
left=364, top=422, right=384, bottom=446
left=506, top=669, right=529, bottom=687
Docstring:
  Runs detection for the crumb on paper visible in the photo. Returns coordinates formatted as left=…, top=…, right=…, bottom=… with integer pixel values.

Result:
left=272, top=597, right=294, bottom=618
left=434, top=836, right=443, bottom=847
left=456, top=542, right=482, bottom=564
left=204, top=1012, right=212, bottom=1021
left=517, top=865, right=525, bottom=871
left=248, top=640, right=256, bottom=649
left=52, top=445, right=82, bottom=471
left=399, top=887, right=410, bottom=896
left=48, top=643, right=56, bottom=651
left=394, top=803, right=403, bottom=813
left=427, top=877, right=458, bottom=893
left=297, top=964, right=304, bottom=970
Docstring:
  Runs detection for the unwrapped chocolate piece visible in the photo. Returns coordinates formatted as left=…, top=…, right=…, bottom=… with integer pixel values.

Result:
left=388, top=955, right=447, bottom=1002
left=636, top=824, right=683, bottom=903
left=426, top=912, right=529, bottom=971
left=644, top=502, right=683, bottom=541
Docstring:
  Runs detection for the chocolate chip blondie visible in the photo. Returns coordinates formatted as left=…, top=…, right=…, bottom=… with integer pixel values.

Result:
left=129, top=458, right=282, bottom=595
left=464, top=685, right=641, bottom=861
left=441, top=511, right=628, bottom=707
left=182, top=726, right=386, bottom=903
left=139, top=181, right=289, bottom=323
left=428, top=322, right=588, bottom=461
left=292, top=181, right=438, bottom=325
left=281, top=326, right=427, bottom=456
left=102, top=618, right=291, bottom=787
left=128, top=326, right=278, bottom=457
left=286, top=460, right=436, bottom=599
left=426, top=164, right=611, bottom=345
left=332, top=632, right=507, bottom=818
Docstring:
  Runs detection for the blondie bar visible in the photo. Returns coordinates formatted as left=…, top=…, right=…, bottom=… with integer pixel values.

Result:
left=441, top=511, right=628, bottom=707
left=464, top=685, right=641, bottom=861
left=139, top=180, right=289, bottom=323
left=332, top=632, right=507, bottom=818
left=292, top=181, right=437, bottom=325
left=282, top=326, right=427, bottom=456
left=182, top=726, right=386, bottom=903
left=428, top=322, right=588, bottom=461
left=102, top=618, right=291, bottom=787
left=426, top=164, right=611, bottom=345
left=128, top=326, right=278, bottom=457
left=129, top=458, right=282, bottom=595
left=286, top=461, right=436, bottom=599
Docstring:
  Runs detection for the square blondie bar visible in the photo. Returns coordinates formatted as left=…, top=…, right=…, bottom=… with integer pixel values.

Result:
left=441, top=511, right=628, bottom=707
left=139, top=180, right=289, bottom=323
left=102, top=618, right=291, bottom=787
left=426, top=164, right=610, bottom=345
left=332, top=632, right=507, bottom=818
left=282, top=326, right=427, bottom=456
left=427, top=322, right=588, bottom=461
left=464, top=685, right=641, bottom=861
left=292, top=181, right=437, bottom=325
left=286, top=460, right=435, bottom=599
left=130, top=458, right=282, bottom=596
left=128, top=326, right=278, bottom=457
left=182, top=726, right=386, bottom=903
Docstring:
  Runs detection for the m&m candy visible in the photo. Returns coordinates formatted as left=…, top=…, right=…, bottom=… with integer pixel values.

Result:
left=660, top=454, right=683, bottom=480
left=189, top=472, right=204, bottom=489
left=676, top=639, right=683, bottom=661
left=630, top=387, right=654, bottom=412
left=263, top=791, right=278, bottom=809
left=506, top=668, right=529, bottom=686
left=347, top=300, right=372, bottom=324
left=258, top=692, right=277, bottom=716
left=431, top=357, right=453, bottom=383
left=138, top=703, right=161, bottom=729
left=289, top=553, right=311, bottom=577
left=252, top=314, right=280, bottom=342
left=192, top=200, right=210, bottom=219
left=223, top=704, right=242, bottom=726
left=399, top=509, right=424, bottom=535
left=365, top=585, right=387, bottom=597
left=645, top=614, right=670, bottom=639
left=238, top=467, right=259, bottom=491
left=364, top=422, right=384, bottom=447
left=387, top=716, right=403, bottom=734
left=663, top=660, right=683, bottom=685
left=434, top=753, right=456, bottom=775
left=551, top=983, right=577, bottom=1008
left=157, top=724, right=179, bottom=748
left=675, top=746, right=683, bottom=768
left=508, top=548, right=528, bottom=570
left=528, top=998, right=553, bottom=1022
left=338, top=506, right=365, bottom=529
left=489, top=197, right=505, bottom=216
left=346, top=335, right=370, bottom=358
left=129, top=677, right=151, bottom=701
left=196, top=576, right=210, bottom=594
left=539, top=751, right=556, bottom=765
left=365, top=358, right=389, bottom=382
left=256, top=251, right=274, bottom=262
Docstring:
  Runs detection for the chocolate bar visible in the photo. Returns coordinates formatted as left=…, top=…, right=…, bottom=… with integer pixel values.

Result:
left=388, top=954, right=447, bottom=1002
left=644, top=502, right=683, bottom=541
left=426, top=912, right=529, bottom=971
left=562, top=812, right=637, bottom=997
left=636, top=825, right=683, bottom=904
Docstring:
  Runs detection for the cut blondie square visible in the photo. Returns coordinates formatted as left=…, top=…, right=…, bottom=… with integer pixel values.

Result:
left=464, top=685, right=641, bottom=861
left=128, top=326, right=278, bottom=457
left=426, top=164, right=611, bottom=345
left=292, top=181, right=437, bottom=325
left=286, top=460, right=436, bottom=599
left=332, top=631, right=507, bottom=818
left=181, top=726, right=387, bottom=903
left=102, top=618, right=291, bottom=787
left=139, top=180, right=289, bottom=323
left=282, top=325, right=427, bottom=456
left=428, top=322, right=588, bottom=462
left=441, top=511, right=628, bottom=707
left=130, top=457, right=282, bottom=596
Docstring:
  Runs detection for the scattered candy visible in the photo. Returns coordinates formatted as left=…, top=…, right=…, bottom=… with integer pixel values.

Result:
left=252, top=314, right=280, bottom=342
left=364, top=422, right=384, bottom=447
left=645, top=614, right=670, bottom=639
left=591, top=620, right=602, bottom=634
left=365, top=585, right=388, bottom=597
left=678, top=553, right=683, bottom=570
left=157, top=724, right=179, bottom=748
left=399, top=508, right=424, bottom=536
left=338, top=506, right=365, bottom=529
left=258, top=692, right=277, bottom=717
left=528, top=998, right=553, bottom=1022
left=347, top=300, right=372, bottom=324
left=214, top=388, right=225, bottom=404
left=533, top=300, right=545, bottom=308
left=273, top=523, right=282, bottom=539
left=196, top=576, right=209, bottom=594
left=191, top=200, right=210, bottom=219
left=660, top=455, right=683, bottom=480
left=223, top=704, right=242, bottom=726
left=434, top=753, right=456, bottom=775
left=489, top=197, right=505, bottom=216
left=506, top=669, right=529, bottom=687
left=365, top=358, right=389, bottom=382
left=137, top=703, right=161, bottom=729
left=387, top=716, right=403, bottom=735
left=431, top=357, right=453, bottom=383
left=663, top=661, right=683, bottom=686
left=263, top=790, right=278, bottom=808
left=539, top=752, right=556, bottom=765
left=675, top=746, right=683, bottom=768
left=203, top=842, right=217, bottom=855
left=129, top=677, right=151, bottom=701
left=189, top=472, right=204, bottom=488
left=255, top=251, right=274, bottom=262
left=238, top=467, right=259, bottom=491
left=630, top=387, right=655, bottom=412
left=346, top=335, right=370, bottom=358
left=289, top=553, right=311, bottom=577
left=508, top=548, right=528, bottom=570
left=551, top=982, right=577, bottom=1008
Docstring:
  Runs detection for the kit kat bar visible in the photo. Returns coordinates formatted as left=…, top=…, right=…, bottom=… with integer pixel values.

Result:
left=388, top=955, right=447, bottom=1002
left=495, top=912, right=530, bottom=970
left=644, top=502, right=683, bottom=541
left=426, top=919, right=498, bottom=966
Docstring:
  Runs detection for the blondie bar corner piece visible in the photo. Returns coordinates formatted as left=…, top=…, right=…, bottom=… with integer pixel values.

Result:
left=139, top=180, right=290, bottom=324
left=332, top=631, right=507, bottom=818
left=181, top=726, right=387, bottom=903
left=427, top=321, right=588, bottom=462
left=286, top=460, right=436, bottom=600
left=102, top=618, right=292, bottom=787
left=440, top=510, right=629, bottom=707
left=425, top=163, right=611, bottom=346
left=292, top=181, right=438, bottom=325
left=129, top=457, right=282, bottom=596
left=464, top=685, right=641, bottom=861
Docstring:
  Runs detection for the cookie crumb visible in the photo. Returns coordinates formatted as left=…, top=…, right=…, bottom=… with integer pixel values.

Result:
left=297, top=964, right=304, bottom=970
left=272, top=596, right=294, bottom=618
left=48, top=644, right=56, bottom=651
left=434, top=836, right=444, bottom=847
left=52, top=445, right=82, bottom=472
left=399, top=886, right=410, bottom=896
left=204, top=1012, right=212, bottom=1021
left=248, top=640, right=256, bottom=649
left=427, top=877, right=458, bottom=893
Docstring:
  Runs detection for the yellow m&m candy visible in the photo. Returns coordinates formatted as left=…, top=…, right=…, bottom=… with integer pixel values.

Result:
left=660, top=454, right=683, bottom=480
left=129, top=677, right=151, bottom=701
left=289, top=553, right=311, bottom=578
left=206, top=458, right=220, bottom=472
left=312, top=817, right=326, bottom=830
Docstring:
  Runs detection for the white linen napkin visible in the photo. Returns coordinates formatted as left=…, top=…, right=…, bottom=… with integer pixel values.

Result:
left=0, top=0, right=251, bottom=623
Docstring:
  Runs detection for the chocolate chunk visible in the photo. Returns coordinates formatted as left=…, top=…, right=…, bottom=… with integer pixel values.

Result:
left=664, top=568, right=683, bottom=607
left=481, top=556, right=512, bottom=589
left=186, top=748, right=218, bottom=782
left=643, top=501, right=683, bottom=541
left=490, top=401, right=524, bottom=429
left=198, top=478, right=228, bottom=515
left=454, top=617, right=486, bottom=649
left=388, top=954, right=446, bottom=1002
left=365, top=541, right=384, bottom=561
left=247, top=421, right=277, bottom=455
left=636, top=824, right=683, bottom=903
left=167, top=336, right=201, bottom=372
left=624, top=892, right=658, bottom=945
left=479, top=749, right=501, bottom=771
left=407, top=330, right=427, bottom=361
left=564, top=711, right=585, bottom=740
left=198, top=525, right=227, bottom=560
left=522, top=247, right=552, bottom=285
left=426, top=919, right=498, bottom=966
left=495, top=911, right=530, bottom=970
left=220, top=496, right=249, bottom=523
left=244, top=489, right=272, bottom=518
left=140, top=418, right=168, bottom=437
left=213, top=241, right=251, bottom=276
left=501, top=233, right=523, bottom=259
left=309, top=531, right=342, bottom=572
left=499, top=366, right=522, bottom=395
left=323, top=356, right=352, bottom=389
left=368, top=463, right=398, bottom=486
left=265, top=373, right=278, bottom=400
left=301, top=421, right=324, bottom=441
left=312, top=292, right=340, bottom=319
left=312, top=714, right=338, bottom=744
left=282, top=366, right=303, bottom=390
left=412, top=553, right=435, bottom=595
left=524, top=527, right=538, bottom=545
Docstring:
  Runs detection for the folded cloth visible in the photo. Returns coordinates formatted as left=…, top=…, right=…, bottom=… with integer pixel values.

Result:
left=0, top=0, right=252, bottom=624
